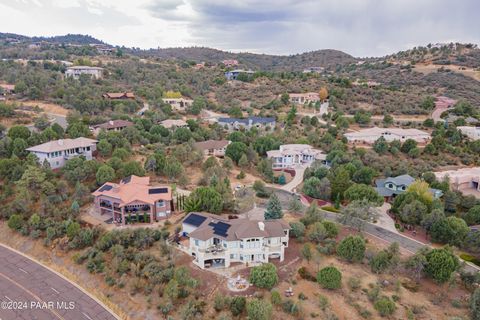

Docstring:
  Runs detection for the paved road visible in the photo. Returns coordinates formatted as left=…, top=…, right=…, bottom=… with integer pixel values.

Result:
left=0, top=245, right=118, bottom=320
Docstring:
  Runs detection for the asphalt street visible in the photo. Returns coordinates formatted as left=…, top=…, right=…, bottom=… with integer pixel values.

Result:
left=0, top=245, right=118, bottom=320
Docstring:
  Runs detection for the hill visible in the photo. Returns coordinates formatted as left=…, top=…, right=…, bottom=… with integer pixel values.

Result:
left=0, top=32, right=104, bottom=45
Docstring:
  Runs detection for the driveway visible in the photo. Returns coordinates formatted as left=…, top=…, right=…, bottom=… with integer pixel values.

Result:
left=0, top=244, right=118, bottom=320
left=278, top=166, right=306, bottom=193
left=374, top=203, right=398, bottom=234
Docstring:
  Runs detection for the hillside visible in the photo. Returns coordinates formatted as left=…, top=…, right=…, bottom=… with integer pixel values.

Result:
left=0, top=32, right=103, bottom=45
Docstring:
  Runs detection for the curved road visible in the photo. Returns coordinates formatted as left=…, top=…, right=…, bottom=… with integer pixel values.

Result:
left=0, top=244, right=118, bottom=320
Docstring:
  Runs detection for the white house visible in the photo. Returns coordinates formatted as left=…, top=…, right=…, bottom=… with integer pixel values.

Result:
left=266, top=144, right=327, bottom=169
left=26, top=137, right=97, bottom=169
left=344, top=127, right=431, bottom=144
left=162, top=98, right=194, bottom=111
left=181, top=212, right=290, bottom=269
left=286, top=92, right=321, bottom=105
left=65, top=66, right=104, bottom=79
left=218, top=117, right=276, bottom=132
left=458, top=126, right=480, bottom=141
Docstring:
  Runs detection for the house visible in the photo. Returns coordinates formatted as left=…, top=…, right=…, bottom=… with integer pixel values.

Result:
left=90, top=120, right=134, bottom=136
left=92, top=175, right=173, bottom=225
left=160, top=119, right=189, bottom=129
left=26, top=137, right=97, bottom=169
left=102, top=92, right=135, bottom=100
left=435, top=96, right=456, bottom=109
left=218, top=117, right=276, bottom=132
left=286, top=92, right=321, bottom=105
left=225, top=69, right=254, bottom=80
left=458, top=126, right=480, bottom=141
left=222, top=59, right=239, bottom=67
left=302, top=67, right=324, bottom=74
left=0, top=84, right=15, bottom=96
left=194, top=140, right=231, bottom=157
left=344, top=127, right=431, bottom=144
left=267, top=144, right=327, bottom=169
left=434, top=167, right=480, bottom=198
left=374, top=174, right=443, bottom=202
left=181, top=212, right=289, bottom=269
left=65, top=66, right=103, bottom=79
left=162, top=98, right=194, bottom=111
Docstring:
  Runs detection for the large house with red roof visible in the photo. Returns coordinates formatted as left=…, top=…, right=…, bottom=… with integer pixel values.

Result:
left=92, top=175, right=173, bottom=225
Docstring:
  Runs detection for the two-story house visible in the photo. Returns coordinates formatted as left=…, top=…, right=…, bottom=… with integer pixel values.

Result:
left=194, top=140, right=231, bottom=157
left=92, top=175, right=173, bottom=225
left=374, top=174, right=443, bottom=202
left=26, top=137, right=97, bottom=169
left=218, top=117, right=276, bottom=132
left=65, top=66, right=104, bottom=79
left=266, top=144, right=328, bottom=169
left=181, top=212, right=290, bottom=269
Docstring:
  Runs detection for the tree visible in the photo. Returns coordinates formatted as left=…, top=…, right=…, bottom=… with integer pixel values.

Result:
left=404, top=249, right=428, bottom=282
left=250, top=263, right=278, bottom=289
left=301, top=202, right=324, bottom=226
left=336, top=235, right=365, bottom=263
left=425, top=247, right=459, bottom=283
left=173, top=127, right=192, bottom=142
left=319, top=87, right=329, bottom=101
left=7, top=214, right=23, bottom=230
left=97, top=139, right=113, bottom=157
left=430, top=216, right=469, bottom=246
left=307, top=222, right=328, bottom=243
left=471, top=288, right=480, bottom=320
left=67, top=122, right=90, bottom=138
left=303, top=177, right=331, bottom=200
left=8, top=125, right=31, bottom=140
left=238, top=154, right=249, bottom=168
left=120, top=161, right=145, bottom=177
left=383, top=114, right=394, bottom=126
left=465, top=205, right=480, bottom=226
left=264, top=193, right=283, bottom=220
left=164, top=157, right=184, bottom=181
left=286, top=105, right=297, bottom=125
left=301, top=243, right=313, bottom=262
left=11, top=138, right=28, bottom=157
left=344, top=184, right=383, bottom=206
left=225, top=142, right=248, bottom=164
left=230, top=296, right=246, bottom=316
left=329, top=166, right=351, bottom=201
left=401, top=139, right=417, bottom=153
left=406, top=180, right=433, bottom=206
left=185, top=186, right=223, bottom=214
left=339, top=199, right=379, bottom=231
left=289, top=221, right=305, bottom=238
left=400, top=199, right=428, bottom=225
left=96, top=165, right=116, bottom=185
left=246, top=299, right=272, bottom=320
left=420, top=96, right=435, bottom=110
left=374, top=297, right=396, bottom=317
left=444, top=190, right=460, bottom=213
left=352, top=167, right=376, bottom=185
left=317, top=266, right=342, bottom=289
left=354, top=110, right=371, bottom=125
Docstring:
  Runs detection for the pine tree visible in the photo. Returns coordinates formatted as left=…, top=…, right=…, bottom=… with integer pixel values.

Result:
left=264, top=193, right=283, bottom=220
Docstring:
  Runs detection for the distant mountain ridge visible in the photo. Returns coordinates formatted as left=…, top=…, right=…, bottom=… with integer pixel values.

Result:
left=0, top=33, right=104, bottom=45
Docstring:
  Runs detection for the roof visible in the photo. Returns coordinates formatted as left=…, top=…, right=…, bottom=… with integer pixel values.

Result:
left=384, top=174, right=415, bottom=186
left=0, top=84, right=15, bottom=91
left=160, top=119, right=188, bottom=129
left=26, top=137, right=97, bottom=153
left=218, top=117, right=275, bottom=125
left=194, top=140, right=230, bottom=151
left=67, top=66, right=103, bottom=70
left=103, top=92, right=135, bottom=99
left=288, top=92, right=320, bottom=99
left=266, top=144, right=326, bottom=160
left=184, top=212, right=289, bottom=241
left=375, top=174, right=443, bottom=197
left=93, top=120, right=134, bottom=130
left=92, top=175, right=172, bottom=206
left=345, top=127, right=430, bottom=138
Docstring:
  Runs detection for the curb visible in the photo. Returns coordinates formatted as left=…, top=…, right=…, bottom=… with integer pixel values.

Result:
left=0, top=242, right=121, bottom=320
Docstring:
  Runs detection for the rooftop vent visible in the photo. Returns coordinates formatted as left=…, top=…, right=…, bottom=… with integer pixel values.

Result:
left=258, top=221, right=265, bottom=231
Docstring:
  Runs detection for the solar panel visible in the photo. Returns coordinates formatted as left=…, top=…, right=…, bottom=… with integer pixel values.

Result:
left=98, top=185, right=113, bottom=192
left=121, top=175, right=132, bottom=184
left=183, top=213, right=207, bottom=227
left=208, top=221, right=231, bottom=237
left=148, top=188, right=169, bottom=194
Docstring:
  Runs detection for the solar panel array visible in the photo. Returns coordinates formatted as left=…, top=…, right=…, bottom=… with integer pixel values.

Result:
left=208, top=221, right=231, bottom=237
left=98, top=185, right=113, bottom=192
left=148, top=187, right=169, bottom=194
left=183, top=213, right=207, bottom=227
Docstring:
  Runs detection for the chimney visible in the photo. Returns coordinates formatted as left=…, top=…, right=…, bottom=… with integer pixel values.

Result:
left=258, top=221, right=265, bottom=231
left=58, top=139, right=63, bottom=145
left=109, top=120, right=114, bottom=125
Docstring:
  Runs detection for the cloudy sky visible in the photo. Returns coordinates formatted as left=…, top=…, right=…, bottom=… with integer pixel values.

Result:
left=0, top=0, right=479, bottom=57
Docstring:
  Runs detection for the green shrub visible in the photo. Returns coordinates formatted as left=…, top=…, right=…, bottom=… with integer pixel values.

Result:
left=230, top=296, right=246, bottom=316
left=317, top=266, right=342, bottom=289
left=246, top=299, right=272, bottom=320
left=250, top=263, right=278, bottom=289
left=270, top=290, right=282, bottom=305
left=348, top=277, right=361, bottom=291
left=374, top=297, right=396, bottom=317
left=337, top=235, right=366, bottom=263
left=318, top=294, right=329, bottom=311
left=7, top=214, right=23, bottom=230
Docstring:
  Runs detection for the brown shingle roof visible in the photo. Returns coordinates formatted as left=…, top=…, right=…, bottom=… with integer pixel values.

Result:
left=193, top=140, right=230, bottom=151
left=93, top=120, right=134, bottom=130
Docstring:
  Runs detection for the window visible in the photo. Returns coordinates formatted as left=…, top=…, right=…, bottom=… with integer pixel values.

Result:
left=194, top=239, right=199, bottom=246
left=157, top=200, right=165, bottom=207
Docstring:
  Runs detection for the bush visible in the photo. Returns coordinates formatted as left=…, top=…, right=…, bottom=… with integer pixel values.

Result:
left=318, top=294, right=329, bottom=311
left=337, top=236, right=366, bottom=263
left=250, top=263, right=278, bottom=289
left=425, top=248, right=459, bottom=283
left=246, top=299, right=272, bottom=320
left=374, top=297, right=396, bottom=317
left=348, top=277, right=361, bottom=291
left=471, top=288, right=480, bottom=320
left=298, top=266, right=316, bottom=281
left=289, top=221, right=306, bottom=238
left=7, top=214, right=23, bottom=230
left=230, top=296, right=246, bottom=316
left=270, top=290, right=282, bottom=305
left=317, top=266, right=342, bottom=289
left=282, top=299, right=301, bottom=315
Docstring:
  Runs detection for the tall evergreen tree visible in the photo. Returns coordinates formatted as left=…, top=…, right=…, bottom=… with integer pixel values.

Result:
left=264, top=193, right=283, bottom=220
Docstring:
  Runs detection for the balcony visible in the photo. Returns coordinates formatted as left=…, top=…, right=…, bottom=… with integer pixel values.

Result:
left=64, top=152, right=84, bottom=160
left=124, top=205, right=151, bottom=213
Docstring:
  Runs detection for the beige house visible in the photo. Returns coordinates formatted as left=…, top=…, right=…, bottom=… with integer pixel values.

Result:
left=162, top=98, right=194, bottom=110
left=160, top=119, right=189, bottom=129
left=344, top=127, right=431, bottom=144
left=458, top=126, right=480, bottom=141
left=434, top=167, right=480, bottom=198
left=181, top=212, right=289, bottom=269
left=194, top=140, right=231, bottom=157
left=286, top=92, right=321, bottom=105
left=90, top=120, right=134, bottom=136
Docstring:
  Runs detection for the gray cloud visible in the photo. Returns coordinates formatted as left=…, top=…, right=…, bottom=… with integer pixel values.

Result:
left=145, top=0, right=480, bottom=56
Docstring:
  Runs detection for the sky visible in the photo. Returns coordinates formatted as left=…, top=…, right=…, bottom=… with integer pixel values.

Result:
left=0, top=0, right=479, bottom=57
